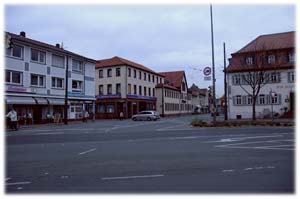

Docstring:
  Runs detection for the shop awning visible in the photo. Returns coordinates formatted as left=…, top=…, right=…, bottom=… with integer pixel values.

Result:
left=5, top=96, right=36, bottom=105
left=34, top=97, right=48, bottom=105
left=48, top=98, right=68, bottom=105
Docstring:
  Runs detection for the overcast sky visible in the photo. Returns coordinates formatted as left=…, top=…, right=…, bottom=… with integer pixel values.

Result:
left=5, top=4, right=295, bottom=97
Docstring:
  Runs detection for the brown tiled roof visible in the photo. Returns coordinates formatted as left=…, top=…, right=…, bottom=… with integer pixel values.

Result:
left=237, top=31, right=295, bottom=53
left=227, top=31, right=295, bottom=73
left=6, top=31, right=96, bottom=63
left=96, top=56, right=164, bottom=77
left=159, top=71, right=185, bottom=89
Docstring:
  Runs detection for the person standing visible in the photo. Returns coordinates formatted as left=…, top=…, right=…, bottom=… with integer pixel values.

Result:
left=6, top=108, right=18, bottom=131
left=84, top=111, right=89, bottom=122
left=119, top=111, right=124, bottom=121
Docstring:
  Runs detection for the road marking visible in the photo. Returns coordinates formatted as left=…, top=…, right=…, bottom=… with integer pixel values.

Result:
left=222, top=169, right=235, bottom=172
left=6, top=181, right=31, bottom=186
left=6, top=178, right=11, bottom=181
left=78, top=148, right=96, bottom=155
left=101, top=174, right=164, bottom=180
left=17, top=187, right=23, bottom=190
left=36, top=132, right=64, bottom=135
left=244, top=168, right=253, bottom=171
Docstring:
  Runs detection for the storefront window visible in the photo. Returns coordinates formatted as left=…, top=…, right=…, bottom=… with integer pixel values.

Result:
left=97, top=105, right=105, bottom=113
left=107, top=105, right=114, bottom=113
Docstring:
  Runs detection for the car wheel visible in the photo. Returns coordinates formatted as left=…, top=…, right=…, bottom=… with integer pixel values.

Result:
left=132, top=117, right=137, bottom=121
left=147, top=117, right=152, bottom=121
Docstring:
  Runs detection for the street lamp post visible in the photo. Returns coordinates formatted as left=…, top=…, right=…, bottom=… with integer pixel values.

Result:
left=64, top=53, right=69, bottom=125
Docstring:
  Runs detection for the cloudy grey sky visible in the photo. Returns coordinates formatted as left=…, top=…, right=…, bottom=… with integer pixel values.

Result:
left=5, top=4, right=295, bottom=97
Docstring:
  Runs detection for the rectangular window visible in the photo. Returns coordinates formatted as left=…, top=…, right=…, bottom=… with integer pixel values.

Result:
left=52, top=54, right=64, bottom=68
left=31, top=74, right=45, bottom=87
left=134, top=70, right=137, bottom=78
left=144, top=86, right=147, bottom=96
left=128, top=84, right=132, bottom=94
left=152, top=75, right=155, bottom=82
left=144, top=73, right=146, bottom=81
left=288, top=53, right=294, bottom=63
left=270, top=72, right=280, bottom=83
left=7, top=45, right=23, bottom=59
left=267, top=55, right=276, bottom=64
left=247, top=95, right=253, bottom=105
left=107, top=105, right=115, bottom=113
left=139, top=71, right=142, bottom=79
left=31, top=49, right=46, bottom=64
left=107, top=69, right=112, bottom=77
left=271, top=93, right=278, bottom=104
left=128, top=68, right=131, bottom=77
left=99, top=70, right=104, bottom=78
left=72, top=60, right=83, bottom=72
left=116, top=83, right=121, bottom=95
left=139, top=86, right=142, bottom=95
left=72, top=80, right=83, bottom=92
left=99, top=85, right=104, bottom=95
left=148, top=74, right=151, bottom=82
left=148, top=87, right=151, bottom=96
left=245, top=56, right=253, bottom=65
left=116, top=68, right=121, bottom=77
left=156, top=77, right=158, bottom=84
left=160, top=78, right=162, bottom=84
left=97, top=105, right=105, bottom=113
left=233, top=75, right=241, bottom=85
left=259, top=94, right=265, bottom=105
left=107, top=84, right=112, bottom=95
left=235, top=95, right=242, bottom=105
left=288, top=72, right=295, bottom=83
left=134, top=85, right=137, bottom=95
left=153, top=88, right=155, bottom=96
left=52, top=77, right=64, bottom=89
left=5, top=70, right=22, bottom=85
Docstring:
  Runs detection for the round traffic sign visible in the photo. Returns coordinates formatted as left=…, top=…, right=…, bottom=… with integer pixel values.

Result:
left=203, top=67, right=211, bottom=76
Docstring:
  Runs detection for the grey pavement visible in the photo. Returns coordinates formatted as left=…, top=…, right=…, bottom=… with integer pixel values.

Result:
left=6, top=114, right=295, bottom=193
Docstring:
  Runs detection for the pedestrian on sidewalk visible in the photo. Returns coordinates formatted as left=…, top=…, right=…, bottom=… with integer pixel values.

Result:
left=6, top=108, right=18, bottom=131
left=119, top=111, right=124, bottom=121
left=83, top=111, right=89, bottom=122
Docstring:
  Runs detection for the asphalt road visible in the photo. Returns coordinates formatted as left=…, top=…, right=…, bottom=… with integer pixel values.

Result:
left=6, top=114, right=295, bottom=193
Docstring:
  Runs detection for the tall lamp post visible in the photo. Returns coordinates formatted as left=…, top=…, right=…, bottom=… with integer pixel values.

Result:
left=64, top=54, right=69, bottom=125
left=210, top=4, right=217, bottom=125
left=223, top=42, right=228, bottom=121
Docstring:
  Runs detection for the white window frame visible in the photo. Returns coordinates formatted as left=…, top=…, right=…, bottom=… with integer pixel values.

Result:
left=72, top=60, right=83, bottom=73
left=72, top=80, right=83, bottom=92
left=52, top=54, right=65, bottom=68
left=288, top=53, right=294, bottom=63
left=99, top=70, right=104, bottom=78
left=107, top=84, right=112, bottom=95
left=99, top=85, right=104, bottom=95
left=270, top=72, right=280, bottom=83
left=267, top=55, right=276, bottom=64
left=259, top=94, right=265, bottom=105
left=30, top=74, right=45, bottom=87
left=245, top=56, right=253, bottom=65
left=288, top=72, right=295, bottom=83
left=31, top=48, right=46, bottom=64
left=5, top=70, right=23, bottom=85
left=235, top=95, right=242, bottom=105
left=6, top=45, right=23, bottom=59
left=52, top=77, right=64, bottom=89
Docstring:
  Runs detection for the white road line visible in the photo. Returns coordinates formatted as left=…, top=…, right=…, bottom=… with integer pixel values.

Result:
left=78, top=148, right=96, bottom=155
left=222, top=169, right=235, bottom=172
left=244, top=168, right=253, bottom=171
left=217, top=145, right=294, bottom=151
left=101, top=174, right=164, bottom=180
left=6, top=181, right=31, bottom=186
left=255, top=144, right=294, bottom=148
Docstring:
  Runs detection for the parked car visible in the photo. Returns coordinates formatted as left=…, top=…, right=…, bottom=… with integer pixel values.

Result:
left=132, top=111, right=160, bottom=121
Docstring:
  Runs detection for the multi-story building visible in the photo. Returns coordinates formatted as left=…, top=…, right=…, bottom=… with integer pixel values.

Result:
left=156, top=71, right=193, bottom=116
left=5, top=31, right=96, bottom=124
left=95, top=56, right=164, bottom=119
left=226, top=31, right=295, bottom=119
left=189, top=84, right=209, bottom=113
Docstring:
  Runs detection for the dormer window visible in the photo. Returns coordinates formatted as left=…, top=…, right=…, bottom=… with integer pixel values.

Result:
left=288, top=53, right=294, bottom=63
left=267, top=55, right=276, bottom=64
left=245, top=56, right=253, bottom=65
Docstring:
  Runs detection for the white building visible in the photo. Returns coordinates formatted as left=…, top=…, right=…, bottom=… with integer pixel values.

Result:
left=95, top=56, right=164, bottom=119
left=5, top=31, right=96, bottom=124
left=156, top=71, right=193, bottom=116
left=226, top=31, right=295, bottom=119
left=189, top=84, right=210, bottom=113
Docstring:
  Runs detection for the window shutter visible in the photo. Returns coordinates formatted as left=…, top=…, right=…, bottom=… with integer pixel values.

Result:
left=233, top=96, right=236, bottom=105
left=266, top=94, right=270, bottom=105
left=278, top=94, right=282, bottom=105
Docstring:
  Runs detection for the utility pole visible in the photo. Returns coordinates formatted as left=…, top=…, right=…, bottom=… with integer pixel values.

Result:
left=223, top=42, right=228, bottom=121
left=210, top=4, right=217, bottom=125
left=64, top=54, right=69, bottom=125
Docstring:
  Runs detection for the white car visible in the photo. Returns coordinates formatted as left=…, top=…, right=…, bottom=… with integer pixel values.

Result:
left=132, top=111, right=160, bottom=121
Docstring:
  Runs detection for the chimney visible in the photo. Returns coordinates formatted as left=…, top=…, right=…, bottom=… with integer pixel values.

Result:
left=55, top=43, right=60, bottom=48
left=20, top=31, right=26, bottom=37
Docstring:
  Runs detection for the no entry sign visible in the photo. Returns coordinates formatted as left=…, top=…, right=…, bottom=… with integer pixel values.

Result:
left=203, top=67, right=211, bottom=76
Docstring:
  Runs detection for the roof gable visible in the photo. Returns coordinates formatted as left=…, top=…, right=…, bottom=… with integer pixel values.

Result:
left=159, top=71, right=186, bottom=89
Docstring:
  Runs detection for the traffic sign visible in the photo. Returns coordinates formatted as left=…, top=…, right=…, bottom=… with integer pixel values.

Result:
left=203, top=67, right=212, bottom=76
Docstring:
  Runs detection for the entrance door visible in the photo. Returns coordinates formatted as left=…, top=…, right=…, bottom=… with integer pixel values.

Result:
left=290, top=92, right=294, bottom=115
left=127, top=102, right=132, bottom=118
left=132, top=103, right=137, bottom=115
left=33, top=106, right=43, bottom=124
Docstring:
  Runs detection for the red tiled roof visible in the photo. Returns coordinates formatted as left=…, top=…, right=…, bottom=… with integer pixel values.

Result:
left=6, top=31, right=96, bottom=63
left=159, top=71, right=185, bottom=89
left=96, top=56, right=163, bottom=77
left=237, top=31, right=295, bottom=53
